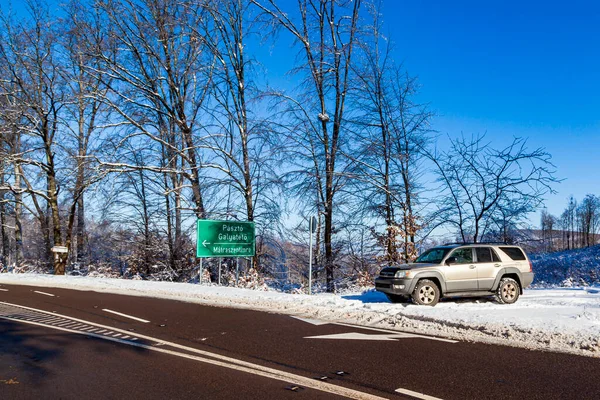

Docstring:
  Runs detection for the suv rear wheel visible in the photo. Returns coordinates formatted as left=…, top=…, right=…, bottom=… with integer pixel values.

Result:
left=412, top=279, right=440, bottom=306
left=496, top=277, right=520, bottom=304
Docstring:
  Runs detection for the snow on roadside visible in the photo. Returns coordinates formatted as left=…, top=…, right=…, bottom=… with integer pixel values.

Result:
left=0, top=273, right=599, bottom=358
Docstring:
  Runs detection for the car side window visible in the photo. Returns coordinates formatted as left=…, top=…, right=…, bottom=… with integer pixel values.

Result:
left=475, top=247, right=492, bottom=263
left=450, top=248, right=473, bottom=264
left=491, top=249, right=501, bottom=262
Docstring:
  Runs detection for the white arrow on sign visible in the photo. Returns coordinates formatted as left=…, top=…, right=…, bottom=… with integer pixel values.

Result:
left=305, top=332, right=419, bottom=341
left=202, top=240, right=211, bottom=247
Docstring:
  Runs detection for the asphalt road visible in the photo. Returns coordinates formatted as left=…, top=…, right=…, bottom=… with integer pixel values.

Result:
left=1, top=283, right=599, bottom=400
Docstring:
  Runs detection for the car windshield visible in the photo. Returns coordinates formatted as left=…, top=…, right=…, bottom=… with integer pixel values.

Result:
left=414, top=248, right=451, bottom=264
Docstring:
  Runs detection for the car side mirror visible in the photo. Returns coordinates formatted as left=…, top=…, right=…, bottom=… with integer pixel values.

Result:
left=445, top=257, right=456, bottom=266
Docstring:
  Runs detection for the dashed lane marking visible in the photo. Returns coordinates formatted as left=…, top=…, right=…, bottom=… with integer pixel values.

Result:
left=102, top=309, right=150, bottom=323
left=33, top=291, right=55, bottom=297
left=395, top=388, right=444, bottom=400
left=0, top=289, right=8, bottom=292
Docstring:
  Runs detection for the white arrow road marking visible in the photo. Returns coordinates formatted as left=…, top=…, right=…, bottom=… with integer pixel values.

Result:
left=293, top=317, right=458, bottom=343
left=33, top=291, right=55, bottom=297
left=334, top=322, right=458, bottom=344
left=102, top=309, right=150, bottom=323
left=305, top=332, right=417, bottom=341
left=1, top=302, right=387, bottom=400
left=395, top=388, right=444, bottom=400
left=291, top=316, right=330, bottom=326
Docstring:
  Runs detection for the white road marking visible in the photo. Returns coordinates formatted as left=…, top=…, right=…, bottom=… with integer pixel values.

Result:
left=1, top=301, right=387, bottom=400
left=0, top=288, right=8, bottom=292
left=102, top=309, right=150, bottom=323
left=291, top=316, right=330, bottom=325
left=395, top=388, right=444, bottom=400
left=293, top=317, right=458, bottom=344
left=33, top=291, right=55, bottom=297
left=306, top=332, right=407, bottom=341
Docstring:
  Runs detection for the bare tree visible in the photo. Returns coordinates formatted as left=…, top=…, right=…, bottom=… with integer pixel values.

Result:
left=89, top=0, right=213, bottom=220
left=429, top=135, right=557, bottom=243
left=0, top=2, right=68, bottom=271
left=200, top=0, right=282, bottom=270
left=61, top=0, right=113, bottom=263
left=561, top=196, right=577, bottom=250
left=349, top=5, right=432, bottom=264
left=253, top=0, right=364, bottom=291
left=577, top=194, right=599, bottom=248
left=540, top=208, right=556, bottom=251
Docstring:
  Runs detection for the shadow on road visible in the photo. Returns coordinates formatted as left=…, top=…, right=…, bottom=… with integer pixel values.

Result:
left=0, top=317, right=149, bottom=389
left=0, top=318, right=61, bottom=384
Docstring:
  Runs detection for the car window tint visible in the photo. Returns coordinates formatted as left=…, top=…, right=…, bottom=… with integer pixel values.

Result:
left=475, top=247, right=492, bottom=263
left=450, top=248, right=473, bottom=264
left=499, top=247, right=526, bottom=261
left=491, top=249, right=501, bottom=262
left=415, top=248, right=450, bottom=263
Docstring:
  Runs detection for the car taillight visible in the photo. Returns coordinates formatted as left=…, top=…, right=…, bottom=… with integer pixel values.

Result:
left=528, top=260, right=533, bottom=272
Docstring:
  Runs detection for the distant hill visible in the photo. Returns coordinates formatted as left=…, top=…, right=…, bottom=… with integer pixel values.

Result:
left=530, top=245, right=600, bottom=287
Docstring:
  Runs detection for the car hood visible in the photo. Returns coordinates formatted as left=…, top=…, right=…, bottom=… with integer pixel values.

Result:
left=379, top=263, right=439, bottom=276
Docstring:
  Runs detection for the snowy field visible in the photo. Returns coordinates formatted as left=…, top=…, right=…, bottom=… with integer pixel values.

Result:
left=0, top=273, right=599, bottom=358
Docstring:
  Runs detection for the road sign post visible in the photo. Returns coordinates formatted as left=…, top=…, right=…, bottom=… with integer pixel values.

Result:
left=308, top=216, right=317, bottom=295
left=199, top=258, right=203, bottom=284
left=218, top=258, right=222, bottom=285
left=235, top=258, right=239, bottom=286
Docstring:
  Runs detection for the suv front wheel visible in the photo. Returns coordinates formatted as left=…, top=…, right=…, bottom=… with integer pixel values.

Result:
left=412, top=279, right=440, bottom=306
left=496, top=277, right=520, bottom=304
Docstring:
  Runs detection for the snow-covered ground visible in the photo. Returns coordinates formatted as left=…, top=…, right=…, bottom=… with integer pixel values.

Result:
left=1, top=273, right=599, bottom=358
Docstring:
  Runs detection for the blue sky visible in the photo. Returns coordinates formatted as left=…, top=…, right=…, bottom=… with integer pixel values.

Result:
left=252, top=0, right=599, bottom=224
left=7, top=0, right=598, bottom=225
left=379, top=0, right=600, bottom=220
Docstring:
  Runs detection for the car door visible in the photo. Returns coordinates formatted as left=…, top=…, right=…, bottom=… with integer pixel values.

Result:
left=443, top=247, right=478, bottom=292
left=475, top=247, right=501, bottom=290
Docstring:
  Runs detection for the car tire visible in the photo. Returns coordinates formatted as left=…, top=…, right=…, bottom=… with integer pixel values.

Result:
left=412, top=279, right=440, bottom=306
left=496, top=277, right=520, bottom=304
left=385, top=294, right=409, bottom=303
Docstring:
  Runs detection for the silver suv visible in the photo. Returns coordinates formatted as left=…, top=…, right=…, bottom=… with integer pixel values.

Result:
left=375, top=243, right=535, bottom=306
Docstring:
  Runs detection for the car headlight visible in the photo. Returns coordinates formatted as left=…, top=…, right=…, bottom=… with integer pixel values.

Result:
left=394, top=270, right=409, bottom=278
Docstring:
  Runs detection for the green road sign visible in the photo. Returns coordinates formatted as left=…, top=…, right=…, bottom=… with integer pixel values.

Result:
left=196, top=219, right=255, bottom=258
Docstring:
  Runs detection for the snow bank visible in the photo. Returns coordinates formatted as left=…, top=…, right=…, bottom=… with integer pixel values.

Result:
left=531, top=245, right=600, bottom=287
left=1, top=273, right=599, bottom=358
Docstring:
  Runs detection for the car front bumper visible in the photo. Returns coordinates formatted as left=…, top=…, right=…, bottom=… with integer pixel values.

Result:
left=375, top=277, right=414, bottom=295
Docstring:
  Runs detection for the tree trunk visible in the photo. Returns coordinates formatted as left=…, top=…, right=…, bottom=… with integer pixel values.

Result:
left=14, top=162, right=24, bottom=267
left=181, top=127, right=206, bottom=220
left=46, top=144, right=64, bottom=274
left=163, top=171, right=176, bottom=272
left=138, top=169, right=151, bottom=275
left=0, top=172, right=9, bottom=267
left=75, top=112, right=87, bottom=263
